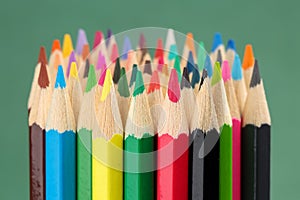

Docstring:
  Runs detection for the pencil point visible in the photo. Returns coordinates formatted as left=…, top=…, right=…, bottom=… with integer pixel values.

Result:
left=83, top=59, right=90, bottom=78
left=197, top=42, right=206, bottom=71
left=96, top=51, right=106, bottom=71
left=52, top=39, right=61, bottom=53
left=147, top=70, right=160, bottom=94
left=112, top=57, right=121, bottom=84
left=38, top=46, right=47, bottom=64
left=55, top=66, right=66, bottom=89
left=222, top=60, right=231, bottom=82
left=165, top=29, right=176, bottom=51
left=121, top=36, right=132, bottom=60
left=157, top=56, right=164, bottom=72
left=211, top=62, right=222, bottom=86
left=186, top=33, right=195, bottom=52
left=204, top=55, right=213, bottom=78
left=38, top=62, right=50, bottom=88
left=174, top=55, right=181, bottom=82
left=101, top=69, right=113, bottom=101
left=199, top=69, right=208, bottom=89
left=227, top=39, right=236, bottom=51
left=168, top=44, right=178, bottom=60
left=168, top=69, right=180, bottom=102
left=98, top=68, right=107, bottom=86
left=106, top=29, right=112, bottom=46
left=181, top=67, right=191, bottom=89
left=242, top=44, right=255, bottom=70
left=232, top=54, right=242, bottom=80
left=75, top=29, right=88, bottom=55
left=216, top=50, right=223, bottom=65
left=155, top=38, right=164, bottom=59
left=191, top=66, right=200, bottom=88
left=82, top=44, right=90, bottom=61
left=93, top=31, right=103, bottom=49
left=133, top=70, right=145, bottom=97
left=186, top=51, right=195, bottom=74
left=85, top=65, right=96, bottom=92
left=144, top=60, right=152, bottom=75
left=62, top=34, right=74, bottom=58
left=211, top=32, right=223, bottom=52
left=118, top=67, right=130, bottom=97
left=111, top=43, right=119, bottom=62
left=129, top=64, right=138, bottom=87
left=70, top=62, right=79, bottom=79
left=66, top=51, right=76, bottom=78
left=139, top=33, right=146, bottom=49
left=249, top=59, right=261, bottom=88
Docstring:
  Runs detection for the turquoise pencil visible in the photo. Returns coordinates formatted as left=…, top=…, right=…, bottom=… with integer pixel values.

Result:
left=46, top=65, right=76, bottom=200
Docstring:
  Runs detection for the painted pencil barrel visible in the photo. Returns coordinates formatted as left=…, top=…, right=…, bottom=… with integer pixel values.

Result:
left=77, top=128, right=92, bottom=200
left=30, top=124, right=45, bottom=200
left=232, top=119, right=241, bottom=200
left=45, top=130, right=76, bottom=200
left=124, top=134, right=154, bottom=200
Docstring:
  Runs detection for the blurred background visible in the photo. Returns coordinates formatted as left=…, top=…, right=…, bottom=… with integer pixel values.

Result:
left=0, top=0, right=299, bottom=199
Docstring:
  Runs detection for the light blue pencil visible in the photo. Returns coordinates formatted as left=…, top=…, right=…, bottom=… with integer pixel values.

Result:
left=46, top=65, right=76, bottom=200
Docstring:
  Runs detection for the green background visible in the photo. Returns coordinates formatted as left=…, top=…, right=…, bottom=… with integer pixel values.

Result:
left=0, top=0, right=298, bottom=199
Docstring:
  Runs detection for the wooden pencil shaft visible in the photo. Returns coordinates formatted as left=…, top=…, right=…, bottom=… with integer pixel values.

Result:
left=29, top=123, right=45, bottom=200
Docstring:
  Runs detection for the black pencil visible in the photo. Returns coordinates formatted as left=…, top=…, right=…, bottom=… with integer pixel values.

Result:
left=242, top=60, right=271, bottom=200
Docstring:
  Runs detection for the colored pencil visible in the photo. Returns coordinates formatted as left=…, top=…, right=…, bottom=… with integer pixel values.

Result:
left=79, top=60, right=91, bottom=92
left=62, top=33, right=74, bottom=70
left=77, top=65, right=97, bottom=200
left=211, top=62, right=232, bottom=200
left=210, top=33, right=225, bottom=65
left=117, top=67, right=131, bottom=129
left=93, top=69, right=123, bottom=200
left=222, top=60, right=241, bottom=200
left=45, top=66, right=76, bottom=200
left=129, top=64, right=138, bottom=93
left=157, top=69, right=189, bottom=200
left=226, top=39, right=236, bottom=68
left=232, top=54, right=247, bottom=114
left=124, top=70, right=155, bottom=200
left=28, top=46, right=48, bottom=114
left=173, top=55, right=182, bottom=83
left=242, top=60, right=271, bottom=200
left=49, top=40, right=64, bottom=84
left=75, top=29, right=88, bottom=67
left=143, top=60, right=153, bottom=86
left=164, top=28, right=177, bottom=67
left=190, top=69, right=219, bottom=200
left=191, top=66, right=200, bottom=93
left=28, top=61, right=51, bottom=200
left=113, top=57, right=121, bottom=85
left=68, top=62, right=83, bottom=123
left=181, top=33, right=196, bottom=69
left=242, top=44, right=255, bottom=91
left=121, top=36, right=132, bottom=67
left=197, top=41, right=206, bottom=73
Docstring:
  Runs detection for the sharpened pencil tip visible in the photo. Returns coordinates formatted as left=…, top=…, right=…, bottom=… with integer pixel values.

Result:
left=232, top=54, right=243, bottom=80
left=168, top=69, right=181, bottom=103
left=250, top=59, right=261, bottom=88
left=147, top=70, right=160, bottom=94
left=211, top=62, right=222, bottom=86
left=222, top=60, right=231, bottom=82
left=181, top=67, right=191, bottom=89
left=70, top=62, right=79, bottom=79
left=242, top=44, right=255, bottom=70
left=82, top=44, right=90, bottom=61
left=118, top=67, right=130, bottom=97
left=191, top=66, right=200, bottom=89
left=93, top=31, right=103, bottom=49
left=75, top=29, right=88, bottom=55
left=144, top=60, right=152, bottom=75
left=67, top=51, right=76, bottom=78
left=129, top=64, right=138, bottom=87
left=55, top=66, right=66, bottom=89
left=98, top=68, right=107, bottom=86
left=62, top=34, right=74, bottom=58
left=216, top=49, right=223, bottom=65
left=204, top=55, right=213, bottom=78
left=38, top=62, right=50, bottom=88
left=133, top=70, right=145, bottom=97
left=211, top=32, right=223, bottom=52
left=83, top=59, right=90, bottom=78
left=187, top=51, right=195, bottom=74
left=38, top=46, right=47, bottom=64
left=227, top=39, right=236, bottom=51
left=96, top=51, right=106, bottom=71
left=121, top=36, right=132, bottom=60
left=52, top=39, right=61, bottom=53
left=101, top=69, right=113, bottom=101
left=174, top=55, right=182, bottom=82
left=199, top=69, right=208, bottom=89
left=85, top=64, right=96, bottom=92
left=113, top=57, right=121, bottom=84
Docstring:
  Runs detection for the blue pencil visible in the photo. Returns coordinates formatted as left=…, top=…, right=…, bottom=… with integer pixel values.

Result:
left=46, top=65, right=76, bottom=200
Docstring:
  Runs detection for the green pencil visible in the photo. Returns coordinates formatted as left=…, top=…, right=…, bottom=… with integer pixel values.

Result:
left=211, top=62, right=233, bottom=200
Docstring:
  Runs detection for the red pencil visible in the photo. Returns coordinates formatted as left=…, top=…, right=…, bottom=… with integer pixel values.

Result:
left=157, top=69, right=189, bottom=200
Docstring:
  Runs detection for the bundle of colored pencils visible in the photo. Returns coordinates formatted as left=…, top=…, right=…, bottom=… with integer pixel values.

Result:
left=28, top=29, right=271, bottom=200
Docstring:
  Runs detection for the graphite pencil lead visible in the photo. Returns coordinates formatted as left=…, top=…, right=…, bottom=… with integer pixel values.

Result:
left=55, top=66, right=66, bottom=89
left=129, top=64, right=138, bottom=87
left=191, top=66, right=200, bottom=89
left=76, top=29, right=88, bottom=55
left=83, top=59, right=90, bottom=78
left=118, top=67, right=130, bottom=97
left=133, top=70, right=145, bottom=97
left=101, top=69, right=113, bottom=101
left=187, top=51, right=195, bottom=74
left=204, top=55, right=213, bottom=78
left=249, top=60, right=261, bottom=88
left=181, top=67, right=191, bottom=89
left=174, top=55, right=181, bottom=82
left=232, top=54, right=243, bottom=80
left=113, top=57, right=121, bottom=84
left=147, top=70, right=160, bottom=94
left=38, top=46, right=48, bottom=64
left=216, top=49, right=223, bottom=65
left=199, top=69, right=208, bottom=89
left=222, top=60, right=231, bottom=82
left=168, top=69, right=180, bottom=102
left=62, top=34, right=74, bottom=58
left=82, top=44, right=90, bottom=61
left=143, top=60, right=152, bottom=75
left=227, top=39, right=236, bottom=51
left=211, top=32, right=223, bottom=52
left=52, top=39, right=61, bottom=53
left=211, top=62, right=222, bottom=86
left=93, top=31, right=103, bottom=49
left=242, top=44, right=255, bottom=70
left=67, top=51, right=76, bottom=77
left=85, top=65, right=97, bottom=93
left=121, top=36, right=132, bottom=60
left=38, top=62, right=50, bottom=88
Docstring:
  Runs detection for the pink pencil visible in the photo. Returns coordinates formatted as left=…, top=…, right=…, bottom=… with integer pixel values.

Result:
left=222, top=60, right=241, bottom=200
